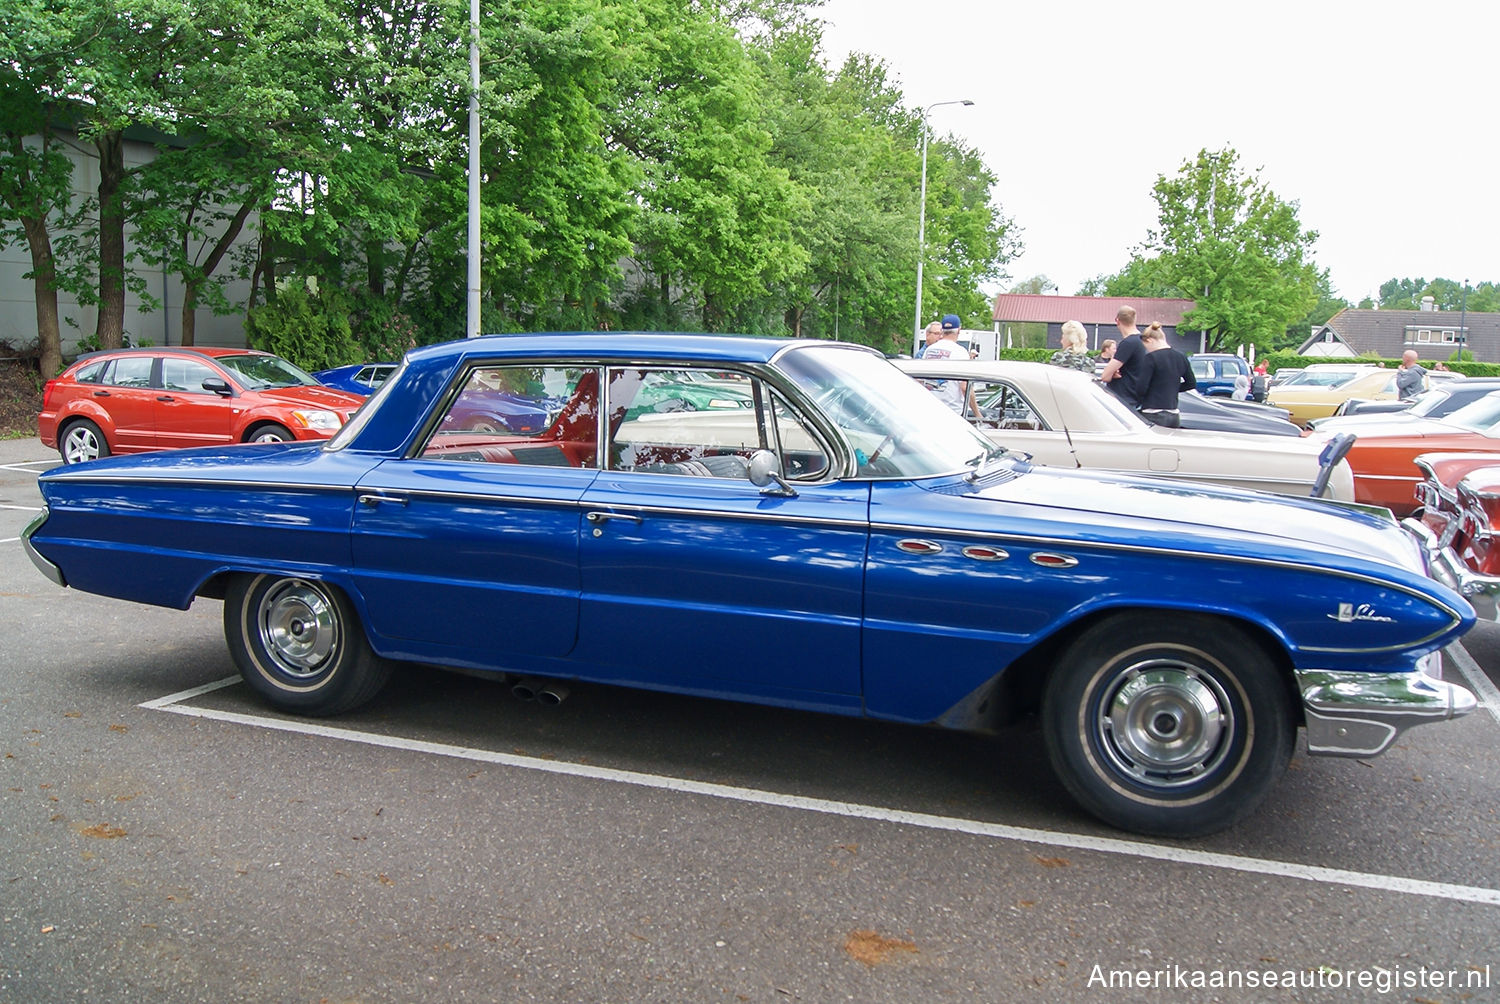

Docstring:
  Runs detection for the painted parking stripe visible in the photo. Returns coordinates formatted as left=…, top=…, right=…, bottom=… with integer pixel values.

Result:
left=143, top=677, right=1500, bottom=909
left=0, top=503, right=40, bottom=511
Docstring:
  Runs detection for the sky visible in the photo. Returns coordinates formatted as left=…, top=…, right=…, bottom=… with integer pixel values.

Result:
left=813, top=0, right=1500, bottom=305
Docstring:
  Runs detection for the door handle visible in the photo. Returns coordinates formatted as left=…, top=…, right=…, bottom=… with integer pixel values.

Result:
left=156, top=395, right=174, bottom=402
left=93, top=390, right=111, bottom=397
left=586, top=510, right=643, bottom=525
left=358, top=493, right=409, bottom=508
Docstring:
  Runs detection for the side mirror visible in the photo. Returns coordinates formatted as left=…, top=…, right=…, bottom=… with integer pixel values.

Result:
left=748, top=450, right=797, bottom=497
left=202, top=377, right=233, bottom=397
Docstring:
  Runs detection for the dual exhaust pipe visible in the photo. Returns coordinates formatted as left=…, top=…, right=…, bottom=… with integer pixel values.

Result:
left=511, top=676, right=569, bottom=706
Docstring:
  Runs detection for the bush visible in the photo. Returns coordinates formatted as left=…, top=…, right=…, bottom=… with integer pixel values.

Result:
left=244, top=283, right=362, bottom=372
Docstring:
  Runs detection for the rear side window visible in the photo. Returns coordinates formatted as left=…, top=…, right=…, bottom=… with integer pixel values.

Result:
left=73, top=360, right=108, bottom=384
left=106, top=357, right=154, bottom=388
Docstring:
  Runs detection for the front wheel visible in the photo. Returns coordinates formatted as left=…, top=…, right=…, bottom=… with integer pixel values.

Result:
left=224, top=574, right=392, bottom=715
left=1042, top=614, right=1295, bottom=837
left=246, top=424, right=292, bottom=443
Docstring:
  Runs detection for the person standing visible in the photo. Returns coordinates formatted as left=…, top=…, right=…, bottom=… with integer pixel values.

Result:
left=1396, top=350, right=1428, bottom=400
left=1099, top=306, right=1147, bottom=407
left=916, top=321, right=942, bottom=358
left=1049, top=321, right=1094, bottom=372
left=921, top=314, right=977, bottom=413
left=1137, top=322, right=1195, bottom=427
left=1094, top=338, right=1116, bottom=380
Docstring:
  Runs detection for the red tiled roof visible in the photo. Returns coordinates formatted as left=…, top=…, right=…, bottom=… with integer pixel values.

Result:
left=991, top=294, right=1196, bottom=327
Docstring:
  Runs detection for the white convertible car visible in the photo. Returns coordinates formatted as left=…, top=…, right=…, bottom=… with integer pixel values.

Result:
left=897, top=359, right=1355, bottom=501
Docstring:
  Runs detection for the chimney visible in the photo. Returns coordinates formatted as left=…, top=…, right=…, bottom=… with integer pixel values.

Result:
left=1420, top=295, right=1436, bottom=312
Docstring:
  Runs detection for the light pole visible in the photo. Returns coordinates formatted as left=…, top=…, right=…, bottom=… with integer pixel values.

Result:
left=1459, top=278, right=1469, bottom=359
left=913, top=99, right=974, bottom=348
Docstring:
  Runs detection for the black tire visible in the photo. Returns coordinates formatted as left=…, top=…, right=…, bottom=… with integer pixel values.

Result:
left=60, top=419, right=110, bottom=465
left=246, top=424, right=293, bottom=443
left=224, top=574, right=392, bottom=715
left=1041, top=614, right=1295, bottom=837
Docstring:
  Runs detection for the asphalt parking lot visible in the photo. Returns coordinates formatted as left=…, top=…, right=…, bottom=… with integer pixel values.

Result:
left=2, top=438, right=1498, bottom=1002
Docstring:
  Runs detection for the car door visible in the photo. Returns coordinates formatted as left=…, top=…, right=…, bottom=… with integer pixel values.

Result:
left=575, top=367, right=866, bottom=705
left=154, top=356, right=240, bottom=448
left=348, top=365, right=600, bottom=667
left=93, top=355, right=159, bottom=452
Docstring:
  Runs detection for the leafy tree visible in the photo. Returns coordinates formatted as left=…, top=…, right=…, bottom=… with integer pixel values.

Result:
left=1284, top=269, right=1350, bottom=349
left=1377, top=277, right=1498, bottom=313
left=1076, top=257, right=1178, bottom=299
left=1141, top=147, right=1319, bottom=353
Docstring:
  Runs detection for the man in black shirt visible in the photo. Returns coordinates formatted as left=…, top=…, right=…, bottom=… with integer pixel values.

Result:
left=1099, top=305, right=1146, bottom=407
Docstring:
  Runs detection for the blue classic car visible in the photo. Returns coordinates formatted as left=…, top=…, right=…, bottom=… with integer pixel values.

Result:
left=312, top=362, right=398, bottom=396
left=22, top=334, right=1479, bottom=837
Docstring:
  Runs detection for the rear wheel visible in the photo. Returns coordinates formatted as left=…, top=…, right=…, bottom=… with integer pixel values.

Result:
left=60, top=419, right=110, bottom=464
left=1042, top=614, right=1295, bottom=837
left=224, top=574, right=392, bottom=715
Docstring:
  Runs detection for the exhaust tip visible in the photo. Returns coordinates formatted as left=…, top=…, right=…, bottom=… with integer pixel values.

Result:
left=536, top=683, right=570, bottom=706
left=511, top=677, right=542, bottom=702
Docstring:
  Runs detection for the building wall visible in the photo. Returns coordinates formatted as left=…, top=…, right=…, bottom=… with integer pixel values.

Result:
left=0, top=133, right=257, bottom=357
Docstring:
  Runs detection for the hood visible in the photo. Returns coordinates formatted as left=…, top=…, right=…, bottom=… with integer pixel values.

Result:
left=947, top=461, right=1420, bottom=572
left=256, top=384, right=366, bottom=411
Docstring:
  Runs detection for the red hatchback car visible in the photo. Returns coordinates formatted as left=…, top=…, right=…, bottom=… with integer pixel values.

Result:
left=39, top=347, right=367, bottom=464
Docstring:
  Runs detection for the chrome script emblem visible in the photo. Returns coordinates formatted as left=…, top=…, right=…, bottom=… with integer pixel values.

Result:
left=1329, top=602, right=1394, bottom=624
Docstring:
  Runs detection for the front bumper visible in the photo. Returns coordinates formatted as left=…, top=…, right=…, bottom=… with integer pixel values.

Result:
left=1297, top=654, right=1476, bottom=757
left=21, top=506, right=66, bottom=588
left=1402, top=515, right=1500, bottom=620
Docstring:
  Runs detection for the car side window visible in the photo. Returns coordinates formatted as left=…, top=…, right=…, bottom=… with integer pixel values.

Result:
left=106, top=357, right=154, bottom=388
left=768, top=389, right=831, bottom=480
left=971, top=381, right=1047, bottom=431
left=161, top=358, right=219, bottom=393
left=74, top=360, right=107, bottom=384
left=607, top=367, right=764, bottom=478
left=1190, top=359, right=1211, bottom=379
left=421, top=365, right=596, bottom=468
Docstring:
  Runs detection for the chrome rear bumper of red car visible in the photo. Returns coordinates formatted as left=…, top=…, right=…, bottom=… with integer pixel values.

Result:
left=1402, top=515, right=1500, bottom=620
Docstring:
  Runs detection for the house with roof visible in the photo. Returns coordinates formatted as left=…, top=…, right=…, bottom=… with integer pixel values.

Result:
left=1301, top=300, right=1500, bottom=362
left=990, top=294, right=1199, bottom=353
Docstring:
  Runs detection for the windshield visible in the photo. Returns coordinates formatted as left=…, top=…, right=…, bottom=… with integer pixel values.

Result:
left=218, top=353, right=319, bottom=389
left=1440, top=391, right=1500, bottom=434
left=775, top=345, right=997, bottom=477
left=1405, top=388, right=1450, bottom=417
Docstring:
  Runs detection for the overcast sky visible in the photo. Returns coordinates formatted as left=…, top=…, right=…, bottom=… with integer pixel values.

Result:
left=813, top=0, right=1499, bottom=304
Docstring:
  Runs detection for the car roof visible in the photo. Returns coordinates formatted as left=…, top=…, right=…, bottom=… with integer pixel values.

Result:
left=406, top=332, right=833, bottom=367
left=72, top=346, right=272, bottom=364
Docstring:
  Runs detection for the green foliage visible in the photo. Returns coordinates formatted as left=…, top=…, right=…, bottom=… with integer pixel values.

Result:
left=243, top=283, right=361, bottom=371
left=1140, top=147, right=1319, bottom=355
left=1377, top=277, right=1498, bottom=313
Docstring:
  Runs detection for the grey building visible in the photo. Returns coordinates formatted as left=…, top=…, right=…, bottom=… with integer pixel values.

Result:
left=1301, top=301, right=1500, bottom=362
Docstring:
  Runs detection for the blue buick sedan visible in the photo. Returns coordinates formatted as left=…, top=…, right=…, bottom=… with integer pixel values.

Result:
left=23, top=333, right=1479, bottom=836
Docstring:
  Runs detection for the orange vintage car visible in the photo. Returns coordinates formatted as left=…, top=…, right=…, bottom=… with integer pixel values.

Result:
left=1319, top=391, right=1500, bottom=516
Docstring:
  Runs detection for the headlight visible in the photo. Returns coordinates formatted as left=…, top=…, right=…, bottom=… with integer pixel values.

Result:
left=290, top=409, right=342, bottom=430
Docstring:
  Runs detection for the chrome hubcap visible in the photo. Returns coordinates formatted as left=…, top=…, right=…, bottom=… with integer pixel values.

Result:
left=64, top=428, right=98, bottom=463
left=257, top=580, right=338, bottom=679
left=1097, top=662, right=1234, bottom=787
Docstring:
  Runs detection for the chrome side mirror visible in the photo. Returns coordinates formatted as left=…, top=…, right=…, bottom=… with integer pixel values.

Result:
left=748, top=450, right=797, bottom=497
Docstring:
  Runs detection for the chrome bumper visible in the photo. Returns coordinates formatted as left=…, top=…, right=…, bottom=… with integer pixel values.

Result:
left=21, top=506, right=66, bottom=588
left=1402, top=515, right=1500, bottom=620
left=1297, top=655, right=1477, bottom=758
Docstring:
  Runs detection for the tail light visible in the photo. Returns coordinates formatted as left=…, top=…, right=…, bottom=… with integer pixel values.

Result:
left=41, top=379, right=58, bottom=411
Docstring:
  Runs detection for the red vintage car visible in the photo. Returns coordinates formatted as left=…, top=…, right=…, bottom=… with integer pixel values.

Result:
left=1316, top=390, right=1500, bottom=516
left=1405, top=451, right=1500, bottom=619
left=39, top=347, right=366, bottom=464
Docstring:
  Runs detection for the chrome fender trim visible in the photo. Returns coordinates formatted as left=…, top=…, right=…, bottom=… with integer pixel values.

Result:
left=1296, top=659, right=1477, bottom=758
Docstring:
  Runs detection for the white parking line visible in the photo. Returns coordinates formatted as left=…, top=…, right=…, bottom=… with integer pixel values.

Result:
left=0, top=462, right=51, bottom=473
left=1448, top=641, right=1500, bottom=727
left=143, top=676, right=1500, bottom=910
left=0, top=503, right=40, bottom=511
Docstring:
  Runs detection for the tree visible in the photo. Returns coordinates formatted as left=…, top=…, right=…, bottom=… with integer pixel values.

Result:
left=1284, top=269, right=1350, bottom=349
left=1141, top=147, right=1319, bottom=353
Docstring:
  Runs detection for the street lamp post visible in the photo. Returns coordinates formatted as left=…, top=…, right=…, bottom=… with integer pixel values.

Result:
left=1459, top=278, right=1469, bottom=359
left=913, top=99, right=974, bottom=348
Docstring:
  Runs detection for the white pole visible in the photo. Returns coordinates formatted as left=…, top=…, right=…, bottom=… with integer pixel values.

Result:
left=465, top=0, right=481, bottom=338
left=911, top=99, right=973, bottom=352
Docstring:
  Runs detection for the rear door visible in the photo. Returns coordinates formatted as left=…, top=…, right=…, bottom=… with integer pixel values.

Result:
left=348, top=364, right=599, bottom=667
left=94, top=355, right=159, bottom=452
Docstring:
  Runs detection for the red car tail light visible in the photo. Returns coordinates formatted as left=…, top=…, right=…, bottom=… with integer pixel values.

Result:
left=41, top=379, right=58, bottom=411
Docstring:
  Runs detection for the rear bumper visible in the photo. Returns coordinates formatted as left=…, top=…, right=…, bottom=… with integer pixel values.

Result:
left=1297, top=655, right=1476, bottom=758
left=21, top=507, right=66, bottom=588
left=1402, top=515, right=1500, bottom=620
